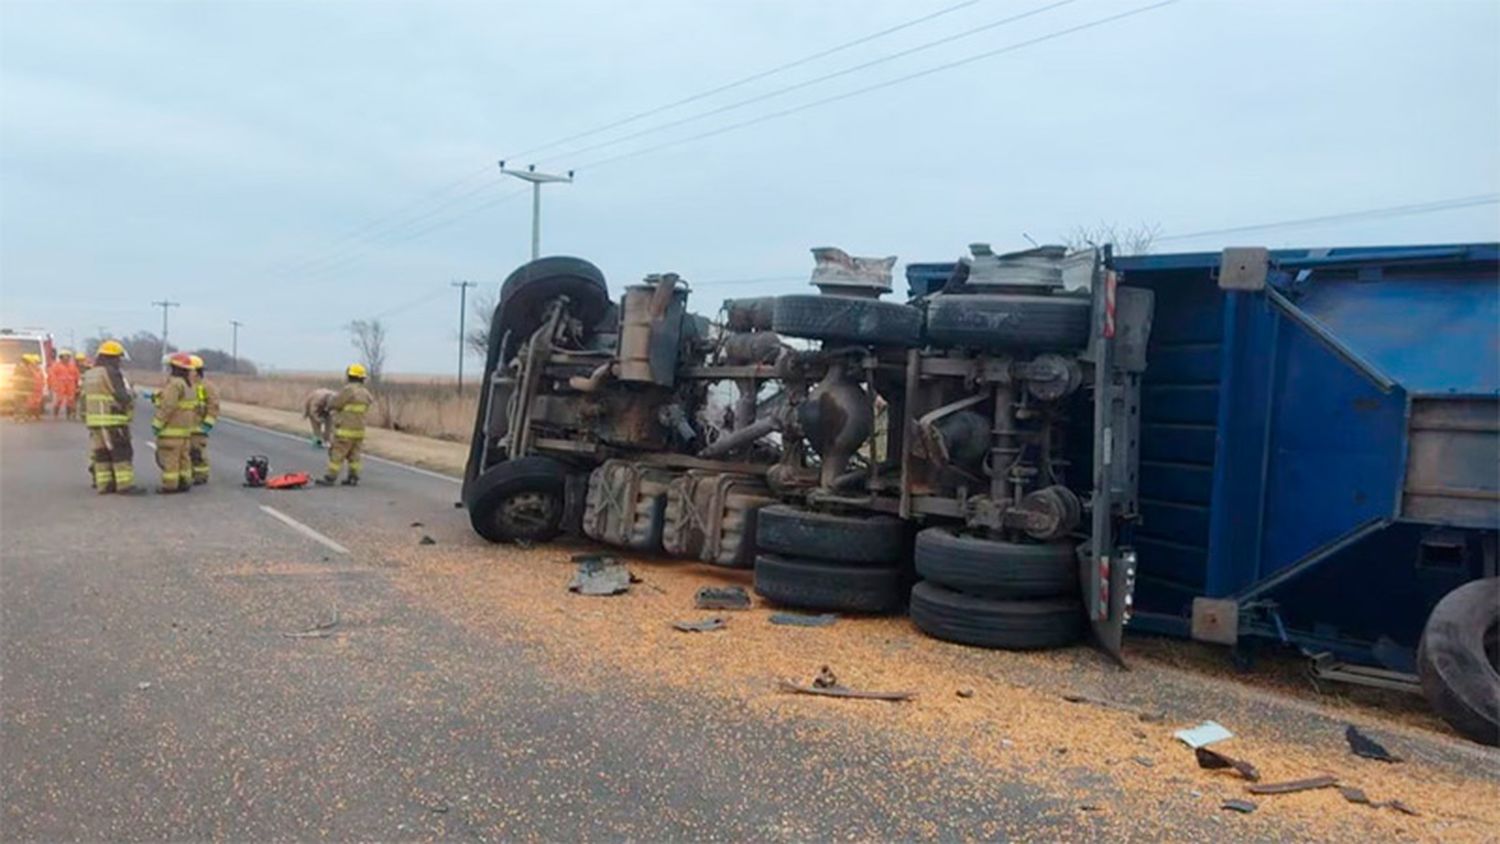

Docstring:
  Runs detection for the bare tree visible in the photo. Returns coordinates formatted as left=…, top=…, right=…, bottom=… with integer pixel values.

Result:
left=345, top=319, right=388, bottom=383
left=464, top=289, right=498, bottom=360
left=1062, top=222, right=1162, bottom=256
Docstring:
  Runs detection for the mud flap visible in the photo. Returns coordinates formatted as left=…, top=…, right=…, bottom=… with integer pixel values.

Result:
left=1085, top=253, right=1135, bottom=665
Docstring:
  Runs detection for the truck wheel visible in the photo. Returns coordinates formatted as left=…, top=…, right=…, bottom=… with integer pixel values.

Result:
left=1417, top=577, right=1500, bottom=746
left=754, top=554, right=902, bottom=613
left=771, top=294, right=922, bottom=347
left=756, top=504, right=906, bottom=565
left=465, top=457, right=569, bottom=544
left=910, top=581, right=1083, bottom=650
left=914, top=527, right=1078, bottom=599
left=925, top=293, right=1090, bottom=351
left=494, top=256, right=611, bottom=363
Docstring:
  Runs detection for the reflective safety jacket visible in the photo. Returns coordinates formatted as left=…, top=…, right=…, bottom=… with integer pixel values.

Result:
left=81, top=364, right=134, bottom=428
left=331, top=383, right=375, bottom=440
left=152, top=376, right=198, bottom=439
left=195, top=379, right=221, bottom=429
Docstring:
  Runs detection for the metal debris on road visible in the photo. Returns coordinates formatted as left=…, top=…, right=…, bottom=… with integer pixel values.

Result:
left=777, top=679, right=916, bottom=702
left=1061, top=691, right=1162, bottom=722
left=569, top=556, right=633, bottom=596
left=671, top=617, right=727, bottom=633
left=1174, top=721, right=1234, bottom=749
left=283, top=609, right=341, bottom=639
left=768, top=611, right=838, bottom=627
left=694, top=585, right=751, bottom=610
left=1246, top=774, right=1339, bottom=795
left=1338, top=786, right=1370, bottom=805
left=419, top=535, right=437, bottom=545
left=1221, top=799, right=1258, bottom=814
left=1194, top=746, right=1261, bottom=781
left=1345, top=724, right=1402, bottom=763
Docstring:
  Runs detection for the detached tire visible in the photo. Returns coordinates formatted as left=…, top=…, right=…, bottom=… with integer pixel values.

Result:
left=465, top=457, right=569, bottom=544
left=925, top=293, right=1090, bottom=351
left=754, top=554, right=902, bottom=613
left=756, top=505, right=906, bottom=565
left=772, top=294, right=922, bottom=347
left=915, top=528, right=1078, bottom=598
left=910, top=581, right=1083, bottom=650
left=1417, top=577, right=1500, bottom=746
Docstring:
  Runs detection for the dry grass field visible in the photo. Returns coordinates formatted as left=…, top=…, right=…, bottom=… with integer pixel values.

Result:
left=129, top=370, right=479, bottom=441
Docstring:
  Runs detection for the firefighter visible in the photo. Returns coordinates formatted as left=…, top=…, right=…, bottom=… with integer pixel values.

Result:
left=188, top=355, right=220, bottom=485
left=13, top=353, right=45, bottom=421
left=81, top=340, right=139, bottom=494
left=48, top=350, right=80, bottom=420
left=316, top=363, right=374, bottom=487
left=152, top=352, right=198, bottom=493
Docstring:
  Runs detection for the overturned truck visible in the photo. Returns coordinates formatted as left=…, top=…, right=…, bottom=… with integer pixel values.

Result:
left=463, top=243, right=1150, bottom=658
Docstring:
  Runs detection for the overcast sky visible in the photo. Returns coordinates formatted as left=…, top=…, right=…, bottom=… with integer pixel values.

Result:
left=2, top=0, right=1497, bottom=374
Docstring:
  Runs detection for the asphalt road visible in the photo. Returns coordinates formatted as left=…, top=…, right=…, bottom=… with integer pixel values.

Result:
left=5, top=415, right=1494, bottom=842
left=1, top=415, right=1086, bottom=841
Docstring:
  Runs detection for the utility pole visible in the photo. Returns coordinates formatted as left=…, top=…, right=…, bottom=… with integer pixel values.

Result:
left=451, top=280, right=477, bottom=394
left=499, top=161, right=573, bottom=260
left=151, top=299, right=180, bottom=368
left=230, top=320, right=244, bottom=374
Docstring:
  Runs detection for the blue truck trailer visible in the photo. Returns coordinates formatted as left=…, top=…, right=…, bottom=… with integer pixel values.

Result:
left=911, top=243, right=1498, bottom=744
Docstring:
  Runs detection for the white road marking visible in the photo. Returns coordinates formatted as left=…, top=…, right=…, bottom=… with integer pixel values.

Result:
left=258, top=505, right=351, bottom=555
left=217, top=417, right=461, bottom=485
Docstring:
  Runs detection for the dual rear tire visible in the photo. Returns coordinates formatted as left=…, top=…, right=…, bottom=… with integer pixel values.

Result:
left=909, top=526, right=1083, bottom=650
left=753, top=505, right=907, bottom=613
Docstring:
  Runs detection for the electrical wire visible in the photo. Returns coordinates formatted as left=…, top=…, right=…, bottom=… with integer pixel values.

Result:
left=1156, top=193, right=1500, bottom=242
left=370, top=287, right=451, bottom=321
left=268, top=1, right=993, bottom=278
left=539, top=0, right=1080, bottom=166
left=504, top=0, right=990, bottom=161
left=277, top=175, right=512, bottom=278
left=268, top=164, right=497, bottom=275
left=577, top=0, right=1179, bottom=172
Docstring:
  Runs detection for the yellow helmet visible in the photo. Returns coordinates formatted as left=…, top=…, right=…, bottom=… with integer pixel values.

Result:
left=188, top=354, right=205, bottom=370
left=346, top=363, right=368, bottom=380
left=96, top=339, right=126, bottom=358
left=20, top=353, right=41, bottom=364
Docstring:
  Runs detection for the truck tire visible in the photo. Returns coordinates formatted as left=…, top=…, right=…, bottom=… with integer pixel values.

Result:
left=465, top=457, right=569, bottom=544
left=910, top=581, right=1084, bottom=650
left=914, top=528, right=1078, bottom=599
left=756, top=504, right=906, bottom=565
left=754, top=554, right=903, bottom=613
left=1417, top=577, right=1500, bottom=746
left=772, top=294, right=922, bottom=347
left=925, top=293, right=1090, bottom=351
left=493, top=256, right=611, bottom=363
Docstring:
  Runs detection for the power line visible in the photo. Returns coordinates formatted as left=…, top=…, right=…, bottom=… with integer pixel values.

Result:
left=279, top=189, right=531, bottom=286
left=577, top=0, right=1179, bottom=172
left=267, top=0, right=1177, bottom=280
left=370, top=287, right=450, bottom=321
left=1156, top=193, right=1500, bottom=243
left=540, top=0, right=1079, bottom=166
left=277, top=175, right=512, bottom=278
left=266, top=164, right=497, bottom=275
left=505, top=0, right=991, bottom=162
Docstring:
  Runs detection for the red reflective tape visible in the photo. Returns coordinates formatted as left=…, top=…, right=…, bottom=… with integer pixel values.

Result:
left=1103, top=271, right=1118, bottom=339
